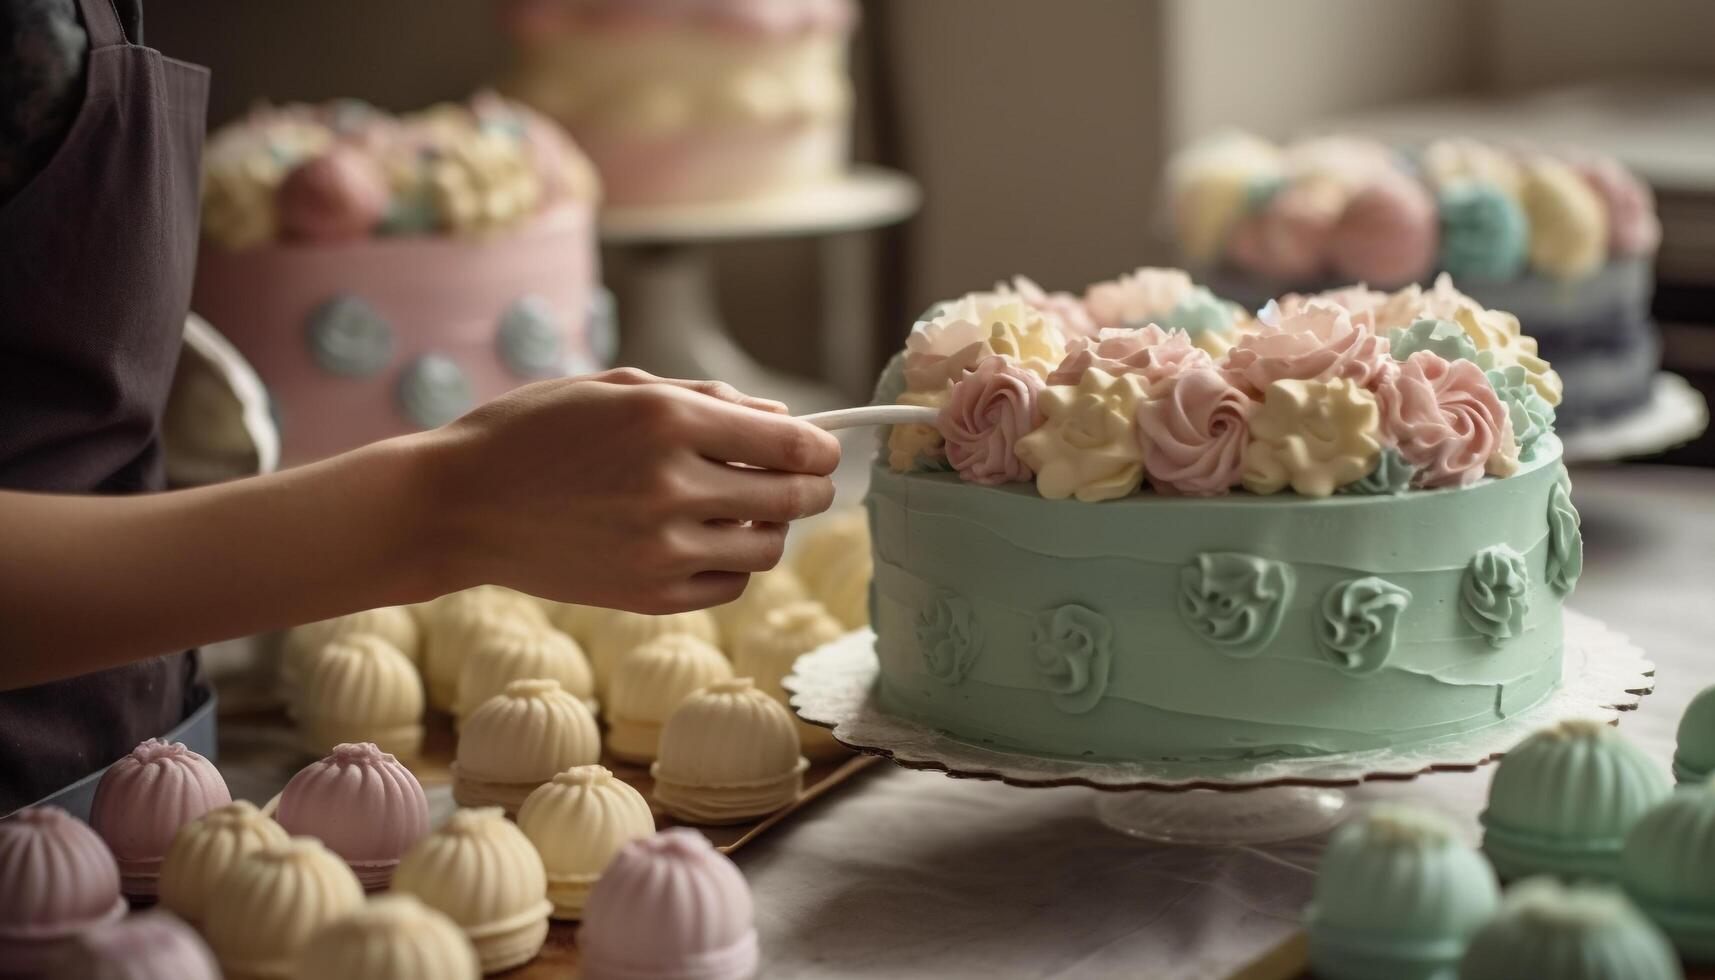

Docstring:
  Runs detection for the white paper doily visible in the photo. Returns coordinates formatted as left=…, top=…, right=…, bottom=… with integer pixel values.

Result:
left=784, top=610, right=1654, bottom=793
left=1561, top=372, right=1708, bottom=464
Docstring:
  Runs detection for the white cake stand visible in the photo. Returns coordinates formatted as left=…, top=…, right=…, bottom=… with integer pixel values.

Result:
left=1562, top=372, right=1708, bottom=464
left=784, top=610, right=1655, bottom=845
left=599, top=166, right=921, bottom=411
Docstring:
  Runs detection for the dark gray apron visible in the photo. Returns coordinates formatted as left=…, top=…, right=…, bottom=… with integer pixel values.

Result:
left=0, top=0, right=210, bottom=813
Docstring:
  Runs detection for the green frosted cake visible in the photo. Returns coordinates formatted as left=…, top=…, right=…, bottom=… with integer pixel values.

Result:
left=867, top=269, right=1580, bottom=762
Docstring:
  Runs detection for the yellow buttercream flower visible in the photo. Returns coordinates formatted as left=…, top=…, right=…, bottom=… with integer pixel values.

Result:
left=200, top=157, right=284, bottom=250
left=429, top=129, right=545, bottom=236
left=1242, top=378, right=1381, bottom=497
left=984, top=300, right=1067, bottom=380
left=1014, top=369, right=1148, bottom=502
left=1451, top=305, right=1564, bottom=407
left=887, top=390, right=949, bottom=473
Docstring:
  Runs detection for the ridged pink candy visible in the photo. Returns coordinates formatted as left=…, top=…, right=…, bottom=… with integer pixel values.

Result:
left=1222, top=303, right=1395, bottom=398
left=936, top=355, right=1044, bottom=486
left=1047, top=325, right=1212, bottom=389
left=90, top=739, right=231, bottom=899
left=0, top=807, right=126, bottom=971
left=1375, top=351, right=1511, bottom=489
left=61, top=910, right=221, bottom=980
left=275, top=742, right=429, bottom=889
left=580, top=828, right=758, bottom=980
left=1329, top=169, right=1439, bottom=288
left=1135, top=368, right=1254, bottom=496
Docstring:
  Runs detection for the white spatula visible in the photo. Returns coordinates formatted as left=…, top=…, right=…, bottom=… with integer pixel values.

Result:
left=798, top=405, right=937, bottom=431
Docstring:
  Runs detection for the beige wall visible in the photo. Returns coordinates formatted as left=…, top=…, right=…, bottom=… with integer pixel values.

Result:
left=1481, top=0, right=1715, bottom=91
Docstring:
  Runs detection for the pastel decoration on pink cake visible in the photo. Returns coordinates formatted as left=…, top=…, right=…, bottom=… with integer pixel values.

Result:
left=1329, top=168, right=1440, bottom=288
left=579, top=828, right=759, bottom=980
left=193, top=96, right=606, bottom=467
left=89, top=739, right=232, bottom=901
left=61, top=910, right=221, bottom=980
left=502, top=0, right=856, bottom=207
left=274, top=742, right=430, bottom=890
left=0, top=807, right=127, bottom=973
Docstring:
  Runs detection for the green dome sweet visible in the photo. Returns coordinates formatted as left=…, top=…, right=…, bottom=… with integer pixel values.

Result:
left=1459, top=878, right=1682, bottom=980
left=1306, top=804, right=1500, bottom=980
left=1481, top=720, right=1670, bottom=882
left=1622, top=780, right=1715, bottom=961
left=1673, top=685, right=1715, bottom=784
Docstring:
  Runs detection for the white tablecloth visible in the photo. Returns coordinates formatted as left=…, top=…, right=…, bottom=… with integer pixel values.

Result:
left=734, top=465, right=1715, bottom=980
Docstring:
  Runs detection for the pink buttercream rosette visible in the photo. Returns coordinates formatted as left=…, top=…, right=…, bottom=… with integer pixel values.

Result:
left=276, top=145, right=391, bottom=244
left=1005, top=276, right=1098, bottom=339
left=1375, top=351, right=1512, bottom=489
left=936, top=356, right=1045, bottom=485
left=1135, top=368, right=1253, bottom=496
left=1223, top=303, right=1395, bottom=399
left=1047, top=325, right=1212, bottom=390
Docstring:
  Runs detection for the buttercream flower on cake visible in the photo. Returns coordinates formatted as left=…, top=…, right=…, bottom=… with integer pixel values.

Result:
left=1001, top=276, right=1098, bottom=339
left=1047, top=326, right=1212, bottom=390
left=1242, top=378, right=1382, bottom=497
left=1014, top=369, right=1149, bottom=502
left=1375, top=351, right=1516, bottom=489
left=936, top=356, right=1045, bottom=485
left=902, top=294, right=1065, bottom=392
left=1083, top=267, right=1195, bottom=330
left=1135, top=368, right=1253, bottom=496
left=887, top=390, right=950, bottom=473
left=1223, top=303, right=1395, bottom=398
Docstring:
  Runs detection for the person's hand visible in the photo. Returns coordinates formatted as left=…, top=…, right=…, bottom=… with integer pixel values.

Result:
left=418, top=368, right=841, bottom=613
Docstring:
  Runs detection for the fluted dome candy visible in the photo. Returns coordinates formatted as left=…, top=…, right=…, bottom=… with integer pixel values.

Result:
left=586, top=608, right=721, bottom=700
left=549, top=602, right=609, bottom=646
left=517, top=765, right=655, bottom=919
left=813, top=546, right=872, bottom=630
left=393, top=806, right=551, bottom=974
left=293, top=895, right=480, bottom=980
left=606, top=634, right=733, bottom=764
left=652, top=678, right=808, bottom=825
left=1622, top=781, right=1715, bottom=961
left=453, top=622, right=594, bottom=719
left=1459, top=878, right=1681, bottom=980
left=711, top=566, right=810, bottom=644
left=0, top=807, right=126, bottom=972
left=204, top=837, right=365, bottom=980
left=454, top=678, right=600, bottom=815
left=159, top=801, right=290, bottom=927
left=1305, top=804, right=1499, bottom=980
left=423, top=586, right=550, bottom=710
left=1481, top=720, right=1670, bottom=881
left=734, top=600, right=847, bottom=760
left=293, top=633, right=425, bottom=758
left=1673, top=684, right=1715, bottom=784
left=275, top=742, right=429, bottom=889
left=90, top=738, right=232, bottom=899
left=791, top=507, right=868, bottom=594
left=580, top=828, right=758, bottom=980
left=61, top=910, right=221, bottom=980
left=281, top=605, right=421, bottom=695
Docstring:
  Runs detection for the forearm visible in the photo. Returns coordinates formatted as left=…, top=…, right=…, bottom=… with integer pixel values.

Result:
left=0, top=435, right=457, bottom=690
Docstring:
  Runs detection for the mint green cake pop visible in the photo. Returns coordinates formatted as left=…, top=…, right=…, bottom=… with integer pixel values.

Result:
left=1305, top=804, right=1499, bottom=980
left=1481, top=720, right=1670, bottom=882
left=1672, top=685, right=1715, bottom=784
left=1622, top=780, right=1715, bottom=961
left=1459, top=878, right=1681, bottom=980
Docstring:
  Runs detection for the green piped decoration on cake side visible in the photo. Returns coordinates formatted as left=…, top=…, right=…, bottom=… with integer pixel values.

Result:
left=1547, top=469, right=1584, bottom=597
left=1460, top=545, right=1531, bottom=647
left=306, top=294, right=395, bottom=378
left=1317, top=577, right=1412, bottom=676
left=1030, top=604, right=1114, bottom=715
left=1622, top=780, right=1715, bottom=962
left=915, top=590, right=982, bottom=685
left=1177, top=553, right=1293, bottom=657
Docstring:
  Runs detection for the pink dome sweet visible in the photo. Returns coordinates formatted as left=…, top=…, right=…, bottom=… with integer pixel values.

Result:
left=276, top=144, right=391, bottom=243
left=580, top=828, right=758, bottom=980
left=89, top=739, right=231, bottom=899
left=274, top=742, right=430, bottom=889
left=1329, top=169, right=1439, bottom=287
left=60, top=910, right=221, bottom=980
left=0, top=807, right=126, bottom=971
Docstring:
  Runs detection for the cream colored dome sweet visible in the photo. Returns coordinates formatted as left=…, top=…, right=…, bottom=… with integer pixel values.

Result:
left=423, top=587, right=550, bottom=711
left=392, top=807, right=551, bottom=974
left=651, top=678, right=807, bottom=825
left=791, top=508, right=868, bottom=596
left=585, top=609, right=721, bottom=699
left=293, top=895, right=480, bottom=980
left=733, top=600, right=847, bottom=760
left=282, top=606, right=420, bottom=695
left=203, top=838, right=364, bottom=980
left=711, top=566, right=809, bottom=645
left=549, top=603, right=610, bottom=646
left=814, top=546, right=871, bottom=631
left=159, top=801, right=290, bottom=928
left=605, top=634, right=733, bottom=764
left=517, top=766, right=655, bottom=920
left=454, top=624, right=594, bottom=719
left=293, top=634, right=424, bottom=759
left=454, top=679, right=601, bottom=814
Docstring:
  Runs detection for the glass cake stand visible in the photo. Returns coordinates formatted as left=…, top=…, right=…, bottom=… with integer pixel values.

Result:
left=783, top=611, right=1655, bottom=845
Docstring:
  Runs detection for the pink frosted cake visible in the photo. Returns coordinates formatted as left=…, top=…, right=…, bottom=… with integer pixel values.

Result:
left=192, top=95, right=609, bottom=466
left=500, top=0, right=856, bottom=207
